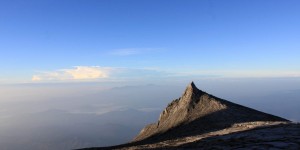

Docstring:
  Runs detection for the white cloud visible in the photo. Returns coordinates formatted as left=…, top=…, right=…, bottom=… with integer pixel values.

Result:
left=31, top=66, right=300, bottom=83
left=32, top=66, right=112, bottom=81
left=32, top=75, right=42, bottom=81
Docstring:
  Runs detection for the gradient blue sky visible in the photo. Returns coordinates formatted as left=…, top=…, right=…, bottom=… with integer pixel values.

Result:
left=1, top=0, right=300, bottom=83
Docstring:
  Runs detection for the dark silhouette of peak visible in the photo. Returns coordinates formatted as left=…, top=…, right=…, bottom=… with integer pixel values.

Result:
left=133, top=82, right=288, bottom=142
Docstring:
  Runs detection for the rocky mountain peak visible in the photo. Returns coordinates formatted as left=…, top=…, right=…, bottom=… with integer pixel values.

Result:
left=183, top=81, right=201, bottom=96
left=81, top=82, right=294, bottom=150
left=134, top=82, right=288, bottom=142
left=181, top=81, right=203, bottom=105
left=186, top=81, right=197, bottom=91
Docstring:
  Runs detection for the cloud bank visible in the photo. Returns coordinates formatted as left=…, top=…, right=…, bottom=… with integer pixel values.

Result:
left=31, top=66, right=300, bottom=83
left=32, top=66, right=112, bottom=81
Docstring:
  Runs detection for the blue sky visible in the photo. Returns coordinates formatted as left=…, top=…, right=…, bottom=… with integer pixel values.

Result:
left=1, top=0, right=300, bottom=83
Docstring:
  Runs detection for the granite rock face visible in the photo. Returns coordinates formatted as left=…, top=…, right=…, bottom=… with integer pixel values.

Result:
left=134, top=82, right=288, bottom=142
left=80, top=82, right=295, bottom=150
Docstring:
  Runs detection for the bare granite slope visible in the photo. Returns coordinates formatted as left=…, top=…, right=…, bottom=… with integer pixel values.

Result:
left=80, top=82, right=295, bottom=150
left=134, top=82, right=288, bottom=142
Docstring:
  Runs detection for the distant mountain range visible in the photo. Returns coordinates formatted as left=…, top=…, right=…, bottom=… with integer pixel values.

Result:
left=81, top=82, right=299, bottom=149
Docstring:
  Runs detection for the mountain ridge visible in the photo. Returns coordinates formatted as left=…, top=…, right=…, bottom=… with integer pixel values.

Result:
left=134, top=82, right=288, bottom=142
left=80, top=82, right=297, bottom=150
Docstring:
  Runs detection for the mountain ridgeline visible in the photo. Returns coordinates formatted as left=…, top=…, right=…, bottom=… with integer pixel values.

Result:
left=82, top=82, right=296, bottom=150
left=134, top=82, right=288, bottom=142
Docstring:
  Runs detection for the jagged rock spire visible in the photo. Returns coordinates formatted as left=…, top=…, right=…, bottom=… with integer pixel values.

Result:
left=185, top=81, right=198, bottom=93
left=181, top=81, right=203, bottom=105
left=189, top=81, right=196, bottom=88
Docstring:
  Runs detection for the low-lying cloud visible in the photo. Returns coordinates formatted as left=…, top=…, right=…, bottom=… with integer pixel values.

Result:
left=31, top=65, right=300, bottom=83
left=32, top=66, right=112, bottom=81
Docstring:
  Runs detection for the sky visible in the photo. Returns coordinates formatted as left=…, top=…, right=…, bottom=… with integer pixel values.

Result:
left=0, top=0, right=300, bottom=83
left=0, top=1, right=300, bottom=148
